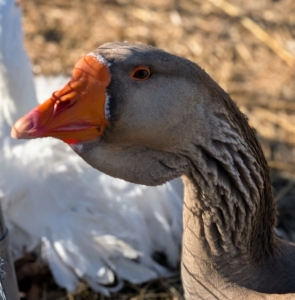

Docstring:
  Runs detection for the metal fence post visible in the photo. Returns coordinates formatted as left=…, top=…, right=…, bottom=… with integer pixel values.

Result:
left=0, top=201, right=20, bottom=300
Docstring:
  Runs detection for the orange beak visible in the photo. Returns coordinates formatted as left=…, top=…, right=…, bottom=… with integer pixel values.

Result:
left=11, top=55, right=110, bottom=144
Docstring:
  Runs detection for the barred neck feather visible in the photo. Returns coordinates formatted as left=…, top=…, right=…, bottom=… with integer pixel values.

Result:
left=183, top=104, right=276, bottom=262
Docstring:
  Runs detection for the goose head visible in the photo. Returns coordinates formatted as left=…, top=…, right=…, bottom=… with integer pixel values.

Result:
left=13, top=43, right=289, bottom=298
left=11, top=42, right=249, bottom=187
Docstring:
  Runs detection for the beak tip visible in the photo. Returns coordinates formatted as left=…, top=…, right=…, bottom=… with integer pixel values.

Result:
left=10, top=126, right=19, bottom=139
left=11, top=114, right=35, bottom=140
left=10, top=125, right=31, bottom=140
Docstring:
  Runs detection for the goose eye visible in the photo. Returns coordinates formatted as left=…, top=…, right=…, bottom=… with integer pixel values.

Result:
left=131, top=67, right=151, bottom=81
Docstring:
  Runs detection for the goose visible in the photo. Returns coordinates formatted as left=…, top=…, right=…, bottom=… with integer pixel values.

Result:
left=1, top=0, right=183, bottom=295
left=12, top=42, right=295, bottom=299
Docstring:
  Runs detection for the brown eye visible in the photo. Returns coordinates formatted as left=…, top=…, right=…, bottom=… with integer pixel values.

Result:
left=131, top=67, right=151, bottom=81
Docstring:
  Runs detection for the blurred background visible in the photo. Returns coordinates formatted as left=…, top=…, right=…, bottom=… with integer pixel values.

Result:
left=17, top=0, right=295, bottom=299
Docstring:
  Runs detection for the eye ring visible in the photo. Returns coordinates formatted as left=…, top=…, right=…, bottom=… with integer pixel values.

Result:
left=131, top=66, right=151, bottom=81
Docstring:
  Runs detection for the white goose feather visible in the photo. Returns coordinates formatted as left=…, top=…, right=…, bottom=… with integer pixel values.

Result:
left=0, top=0, right=183, bottom=295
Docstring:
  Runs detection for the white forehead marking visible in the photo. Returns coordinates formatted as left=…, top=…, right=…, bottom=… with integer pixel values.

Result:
left=86, top=52, right=112, bottom=121
left=86, top=52, right=112, bottom=67
left=86, top=52, right=111, bottom=120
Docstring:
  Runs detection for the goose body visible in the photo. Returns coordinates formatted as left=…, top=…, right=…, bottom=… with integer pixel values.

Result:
left=1, top=1, right=183, bottom=295
left=13, top=42, right=295, bottom=299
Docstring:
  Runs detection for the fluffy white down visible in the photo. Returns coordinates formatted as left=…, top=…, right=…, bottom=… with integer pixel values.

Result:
left=0, top=0, right=183, bottom=295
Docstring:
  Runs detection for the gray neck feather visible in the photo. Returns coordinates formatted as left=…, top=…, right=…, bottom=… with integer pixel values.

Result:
left=182, top=108, right=276, bottom=264
left=180, top=105, right=280, bottom=298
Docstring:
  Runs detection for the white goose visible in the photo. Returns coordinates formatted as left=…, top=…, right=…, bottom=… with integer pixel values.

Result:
left=0, top=0, right=183, bottom=295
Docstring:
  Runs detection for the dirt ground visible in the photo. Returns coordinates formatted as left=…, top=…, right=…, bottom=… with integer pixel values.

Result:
left=17, top=0, right=295, bottom=299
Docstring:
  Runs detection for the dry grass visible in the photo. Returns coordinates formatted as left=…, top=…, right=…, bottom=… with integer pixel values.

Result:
left=16, top=253, right=183, bottom=299
left=17, top=0, right=295, bottom=299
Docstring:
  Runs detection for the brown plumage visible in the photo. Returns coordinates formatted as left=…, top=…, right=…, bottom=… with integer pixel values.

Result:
left=12, top=42, right=295, bottom=299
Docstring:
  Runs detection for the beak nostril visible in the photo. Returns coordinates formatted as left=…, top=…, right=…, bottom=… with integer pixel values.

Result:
left=53, top=99, right=72, bottom=115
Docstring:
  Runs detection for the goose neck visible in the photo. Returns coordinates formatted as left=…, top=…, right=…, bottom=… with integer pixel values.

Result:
left=180, top=107, right=278, bottom=296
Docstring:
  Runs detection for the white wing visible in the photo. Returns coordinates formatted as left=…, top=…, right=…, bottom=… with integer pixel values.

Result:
left=0, top=0, right=184, bottom=294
